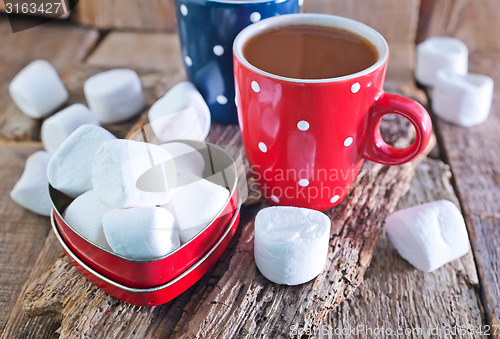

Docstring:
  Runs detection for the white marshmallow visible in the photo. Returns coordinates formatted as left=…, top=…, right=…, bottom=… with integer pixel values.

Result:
left=162, top=173, right=229, bottom=244
left=148, top=81, right=211, bottom=142
left=63, top=190, right=112, bottom=250
left=385, top=200, right=470, bottom=272
left=92, top=139, right=176, bottom=208
left=9, top=59, right=69, bottom=118
left=160, top=142, right=205, bottom=177
left=102, top=207, right=180, bottom=260
left=42, top=104, right=100, bottom=154
left=415, top=37, right=468, bottom=87
left=432, top=70, right=494, bottom=127
left=10, top=151, right=52, bottom=216
left=48, top=125, right=116, bottom=198
left=254, top=206, right=331, bottom=285
left=84, top=69, right=145, bottom=124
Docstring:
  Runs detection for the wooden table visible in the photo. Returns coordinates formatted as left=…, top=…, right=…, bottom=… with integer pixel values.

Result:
left=1, top=1, right=499, bottom=338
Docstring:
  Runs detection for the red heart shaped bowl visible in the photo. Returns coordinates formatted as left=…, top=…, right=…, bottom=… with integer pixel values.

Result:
left=49, top=140, right=240, bottom=288
left=51, top=202, right=241, bottom=306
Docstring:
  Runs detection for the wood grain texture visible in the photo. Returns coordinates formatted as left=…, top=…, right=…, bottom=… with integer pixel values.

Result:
left=0, top=144, right=53, bottom=334
left=85, top=31, right=183, bottom=72
left=73, top=0, right=176, bottom=32
left=22, top=112, right=435, bottom=338
left=417, top=0, right=500, bottom=52
left=303, top=0, right=420, bottom=44
left=418, top=0, right=500, bottom=326
left=323, top=158, right=484, bottom=338
left=0, top=19, right=98, bottom=141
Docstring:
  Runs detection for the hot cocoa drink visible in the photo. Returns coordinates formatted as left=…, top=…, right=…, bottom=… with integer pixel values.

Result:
left=243, top=24, right=378, bottom=79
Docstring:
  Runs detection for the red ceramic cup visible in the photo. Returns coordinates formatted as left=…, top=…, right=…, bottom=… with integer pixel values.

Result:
left=233, top=13, right=432, bottom=211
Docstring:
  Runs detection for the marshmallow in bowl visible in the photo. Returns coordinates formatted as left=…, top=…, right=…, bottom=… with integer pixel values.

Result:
left=92, top=139, right=176, bottom=208
left=162, top=173, right=229, bottom=244
left=103, top=207, right=180, bottom=260
left=9, top=59, right=69, bottom=118
left=10, top=151, right=52, bottom=216
left=254, top=206, right=331, bottom=285
left=160, top=142, right=205, bottom=177
left=84, top=69, right=145, bottom=124
left=385, top=200, right=470, bottom=272
left=41, top=104, right=100, bottom=154
left=148, top=81, right=211, bottom=142
left=63, top=190, right=113, bottom=250
left=47, top=125, right=116, bottom=198
left=415, top=37, right=468, bottom=87
left=432, top=70, right=494, bottom=127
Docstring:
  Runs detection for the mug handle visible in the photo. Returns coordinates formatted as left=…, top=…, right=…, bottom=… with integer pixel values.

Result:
left=362, top=92, right=432, bottom=165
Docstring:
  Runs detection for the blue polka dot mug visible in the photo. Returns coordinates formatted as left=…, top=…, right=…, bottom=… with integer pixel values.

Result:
left=174, top=0, right=302, bottom=124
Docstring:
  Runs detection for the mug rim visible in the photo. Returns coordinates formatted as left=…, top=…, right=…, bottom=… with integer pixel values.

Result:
left=233, top=13, right=389, bottom=83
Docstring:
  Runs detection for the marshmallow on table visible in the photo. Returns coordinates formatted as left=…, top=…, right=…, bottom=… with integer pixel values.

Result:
left=254, top=206, right=331, bottom=285
left=63, top=190, right=112, bottom=250
left=415, top=37, right=468, bottom=87
left=103, top=207, right=180, bottom=260
left=162, top=173, right=229, bottom=244
left=160, top=142, right=205, bottom=177
left=92, top=139, right=176, bottom=208
left=10, top=151, right=52, bottom=216
left=9, top=59, right=69, bottom=119
left=432, top=70, right=494, bottom=127
left=148, top=81, right=211, bottom=142
left=48, top=125, right=116, bottom=198
left=385, top=200, right=470, bottom=272
left=84, top=69, right=144, bottom=124
left=42, top=104, right=100, bottom=154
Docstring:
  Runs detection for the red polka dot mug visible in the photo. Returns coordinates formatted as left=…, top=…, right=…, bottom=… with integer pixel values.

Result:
left=233, top=13, right=432, bottom=211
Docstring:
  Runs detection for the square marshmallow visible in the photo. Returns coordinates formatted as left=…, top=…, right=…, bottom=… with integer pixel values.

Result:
left=10, top=151, right=52, bottom=216
left=47, top=125, right=116, bottom=198
left=9, top=59, right=69, bottom=118
left=385, top=200, right=470, bottom=272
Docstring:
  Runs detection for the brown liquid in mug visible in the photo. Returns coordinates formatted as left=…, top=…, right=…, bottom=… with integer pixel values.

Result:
left=243, top=25, right=378, bottom=79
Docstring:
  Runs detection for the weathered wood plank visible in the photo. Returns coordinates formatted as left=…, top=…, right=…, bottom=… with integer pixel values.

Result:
left=23, top=112, right=435, bottom=338
left=0, top=232, right=62, bottom=339
left=303, top=0, right=420, bottom=44
left=73, top=0, right=176, bottom=32
left=85, top=31, right=183, bottom=72
left=0, top=20, right=98, bottom=141
left=418, top=0, right=500, bottom=326
left=0, top=144, right=53, bottom=335
left=324, top=158, right=484, bottom=338
left=417, top=0, right=500, bottom=51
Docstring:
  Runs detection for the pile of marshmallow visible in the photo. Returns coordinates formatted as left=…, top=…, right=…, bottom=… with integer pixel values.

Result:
left=9, top=59, right=226, bottom=260
left=415, top=37, right=494, bottom=127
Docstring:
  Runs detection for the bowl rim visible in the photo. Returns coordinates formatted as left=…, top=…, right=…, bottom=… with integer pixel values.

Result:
left=49, top=140, right=239, bottom=263
left=51, top=201, right=241, bottom=293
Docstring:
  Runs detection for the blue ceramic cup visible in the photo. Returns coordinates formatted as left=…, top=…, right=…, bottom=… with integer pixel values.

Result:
left=174, top=0, right=302, bottom=124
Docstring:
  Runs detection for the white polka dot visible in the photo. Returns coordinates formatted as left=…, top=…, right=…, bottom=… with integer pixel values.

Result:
left=297, top=120, right=309, bottom=131
left=351, top=82, right=361, bottom=93
left=344, top=137, right=353, bottom=147
left=251, top=81, right=260, bottom=93
left=217, top=95, right=228, bottom=105
left=180, top=4, right=188, bottom=16
left=258, top=142, right=267, bottom=153
left=250, top=12, right=261, bottom=23
left=213, top=45, right=224, bottom=56
left=270, top=195, right=280, bottom=203
left=298, top=0, right=304, bottom=6
left=298, top=179, right=309, bottom=187
left=330, top=195, right=340, bottom=204
left=184, top=56, right=192, bottom=67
